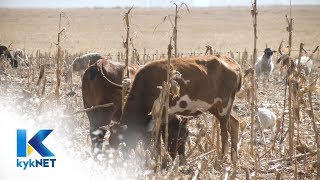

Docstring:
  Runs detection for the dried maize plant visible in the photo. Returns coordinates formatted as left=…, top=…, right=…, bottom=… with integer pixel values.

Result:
left=122, top=6, right=134, bottom=111
left=123, top=6, right=133, bottom=78
left=133, top=48, right=140, bottom=65
left=55, top=11, right=66, bottom=98
left=153, top=2, right=189, bottom=57
left=289, top=44, right=320, bottom=178
left=0, top=54, right=9, bottom=76
left=241, top=48, right=249, bottom=68
left=35, top=64, right=45, bottom=96
left=276, top=40, right=291, bottom=77
left=172, top=2, right=189, bottom=57
left=250, top=0, right=258, bottom=160
left=285, top=44, right=318, bottom=157
left=204, top=45, right=213, bottom=55
left=149, top=36, right=189, bottom=169
left=149, top=47, right=171, bottom=169
left=229, top=50, right=235, bottom=59
left=278, top=2, right=294, bottom=158
left=236, top=67, right=254, bottom=105
left=149, top=52, right=183, bottom=150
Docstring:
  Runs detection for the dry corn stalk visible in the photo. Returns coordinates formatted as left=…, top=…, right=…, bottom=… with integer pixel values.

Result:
left=122, top=6, right=133, bottom=111
left=172, top=2, right=189, bottom=57
left=55, top=11, right=66, bottom=98
left=279, top=2, right=294, bottom=156
left=153, top=3, right=189, bottom=58
left=41, top=76, right=46, bottom=96
left=123, top=6, right=133, bottom=78
left=241, top=48, right=248, bottom=67
left=250, top=0, right=258, bottom=158
left=36, top=64, right=44, bottom=86
left=205, top=45, right=213, bottom=55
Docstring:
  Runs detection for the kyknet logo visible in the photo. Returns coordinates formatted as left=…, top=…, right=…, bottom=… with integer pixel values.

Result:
left=16, top=129, right=56, bottom=170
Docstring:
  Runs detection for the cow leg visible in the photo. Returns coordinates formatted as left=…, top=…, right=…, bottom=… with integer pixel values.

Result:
left=210, top=97, right=236, bottom=160
left=87, top=110, right=106, bottom=152
left=112, top=105, right=122, bottom=123
left=88, top=106, right=115, bottom=153
left=86, top=111, right=98, bottom=149
left=211, top=110, right=229, bottom=160
left=89, top=127, right=106, bottom=152
left=219, top=115, right=229, bottom=159
left=229, top=115, right=239, bottom=162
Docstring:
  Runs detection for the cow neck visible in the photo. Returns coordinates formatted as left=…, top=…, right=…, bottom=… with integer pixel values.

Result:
left=120, top=60, right=166, bottom=131
left=120, top=86, right=149, bottom=131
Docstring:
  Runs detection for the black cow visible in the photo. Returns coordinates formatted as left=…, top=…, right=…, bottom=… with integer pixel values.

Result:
left=0, top=45, right=17, bottom=68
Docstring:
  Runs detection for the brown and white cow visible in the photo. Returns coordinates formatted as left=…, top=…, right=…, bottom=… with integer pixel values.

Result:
left=82, top=58, right=139, bottom=151
left=82, top=59, right=188, bottom=158
left=109, top=55, right=242, bottom=160
left=109, top=114, right=189, bottom=160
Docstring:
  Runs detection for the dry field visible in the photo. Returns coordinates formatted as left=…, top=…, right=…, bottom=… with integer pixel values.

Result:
left=1, top=6, right=320, bottom=55
left=0, top=5, right=320, bottom=179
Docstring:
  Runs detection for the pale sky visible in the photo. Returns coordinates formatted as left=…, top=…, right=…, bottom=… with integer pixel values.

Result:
left=0, top=0, right=319, bottom=8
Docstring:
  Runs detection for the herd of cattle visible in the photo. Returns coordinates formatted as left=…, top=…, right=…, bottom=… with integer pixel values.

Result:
left=80, top=47, right=314, bottom=161
left=81, top=54, right=242, bottom=161
left=0, top=43, right=315, bottom=162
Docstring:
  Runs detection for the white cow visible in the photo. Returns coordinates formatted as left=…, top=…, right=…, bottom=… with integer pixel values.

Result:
left=66, top=52, right=104, bottom=86
left=13, top=49, right=28, bottom=66
left=72, top=52, right=103, bottom=73
left=295, top=56, right=313, bottom=76
left=254, top=108, right=276, bottom=143
left=255, top=48, right=275, bottom=81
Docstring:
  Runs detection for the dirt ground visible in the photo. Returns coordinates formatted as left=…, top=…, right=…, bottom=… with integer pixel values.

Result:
left=0, top=6, right=320, bottom=56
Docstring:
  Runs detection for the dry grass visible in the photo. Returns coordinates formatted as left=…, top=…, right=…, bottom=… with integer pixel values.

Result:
left=1, top=50, right=319, bottom=179
left=1, top=6, right=320, bottom=55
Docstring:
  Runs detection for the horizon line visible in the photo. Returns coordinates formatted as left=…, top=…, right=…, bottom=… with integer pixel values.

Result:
left=1, top=4, right=320, bottom=9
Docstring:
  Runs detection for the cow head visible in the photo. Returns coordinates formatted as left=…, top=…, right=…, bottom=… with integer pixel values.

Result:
left=162, top=115, right=189, bottom=159
left=263, top=48, right=275, bottom=58
left=108, top=122, right=128, bottom=149
left=108, top=115, right=190, bottom=160
left=0, top=45, right=16, bottom=68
